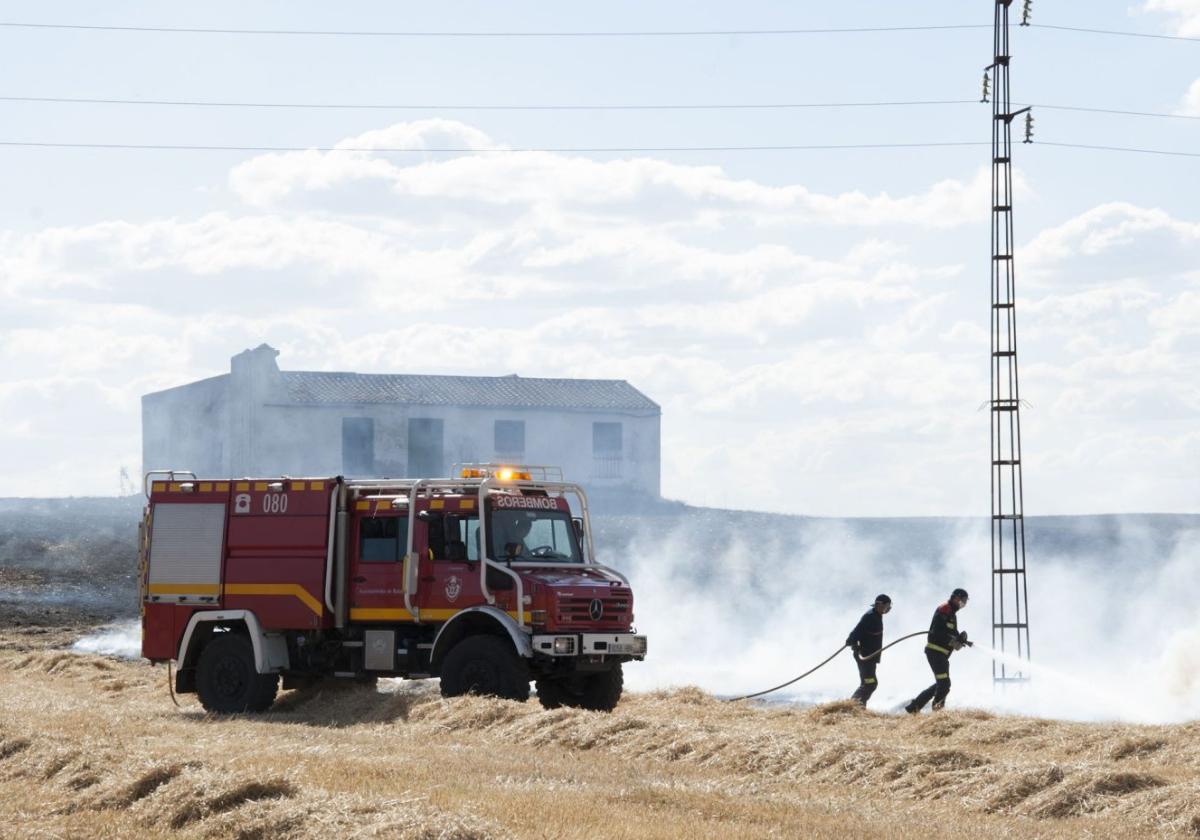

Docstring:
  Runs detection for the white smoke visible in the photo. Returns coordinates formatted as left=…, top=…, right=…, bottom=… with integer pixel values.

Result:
left=72, top=621, right=141, bottom=659
left=59, top=512, right=1199, bottom=723
left=617, top=513, right=1200, bottom=723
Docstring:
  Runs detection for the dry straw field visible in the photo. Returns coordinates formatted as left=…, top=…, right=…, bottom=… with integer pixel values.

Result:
left=3, top=625, right=1200, bottom=839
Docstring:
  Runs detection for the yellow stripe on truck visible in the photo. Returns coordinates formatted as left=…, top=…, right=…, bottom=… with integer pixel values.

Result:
left=224, top=583, right=324, bottom=617
left=149, top=582, right=324, bottom=617
left=349, top=608, right=413, bottom=622
left=147, top=583, right=221, bottom=596
left=349, top=607, right=532, bottom=623
left=154, top=584, right=533, bottom=625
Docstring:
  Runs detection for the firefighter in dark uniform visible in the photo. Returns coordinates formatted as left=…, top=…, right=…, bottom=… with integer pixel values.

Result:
left=905, top=588, right=972, bottom=713
left=846, top=594, right=891, bottom=706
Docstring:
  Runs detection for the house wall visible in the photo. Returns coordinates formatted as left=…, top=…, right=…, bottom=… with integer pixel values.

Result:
left=142, top=345, right=661, bottom=497
left=256, top=402, right=661, bottom=496
left=141, top=375, right=230, bottom=477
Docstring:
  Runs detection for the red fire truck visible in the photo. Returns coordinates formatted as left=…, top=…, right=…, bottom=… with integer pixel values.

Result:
left=139, top=465, right=646, bottom=714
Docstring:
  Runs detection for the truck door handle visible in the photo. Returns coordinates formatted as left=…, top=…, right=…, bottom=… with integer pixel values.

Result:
left=419, top=575, right=436, bottom=582
left=353, top=576, right=367, bottom=583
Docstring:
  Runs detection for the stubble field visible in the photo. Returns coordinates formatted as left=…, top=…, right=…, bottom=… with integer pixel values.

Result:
left=4, top=500, right=1200, bottom=838
left=3, top=621, right=1200, bottom=840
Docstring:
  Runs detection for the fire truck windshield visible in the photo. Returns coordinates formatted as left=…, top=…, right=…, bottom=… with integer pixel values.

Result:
left=488, top=508, right=582, bottom=563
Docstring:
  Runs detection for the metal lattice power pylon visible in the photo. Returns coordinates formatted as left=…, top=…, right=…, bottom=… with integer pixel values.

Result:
left=987, top=0, right=1032, bottom=685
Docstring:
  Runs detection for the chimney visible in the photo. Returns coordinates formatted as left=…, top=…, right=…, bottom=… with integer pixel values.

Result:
left=231, top=343, right=280, bottom=379
left=228, top=343, right=283, bottom=473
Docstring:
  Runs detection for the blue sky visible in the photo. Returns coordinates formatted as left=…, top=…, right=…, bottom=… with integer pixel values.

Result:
left=1, top=1, right=1198, bottom=514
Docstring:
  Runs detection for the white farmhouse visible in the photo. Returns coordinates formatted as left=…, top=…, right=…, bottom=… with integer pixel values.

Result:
left=142, top=344, right=661, bottom=500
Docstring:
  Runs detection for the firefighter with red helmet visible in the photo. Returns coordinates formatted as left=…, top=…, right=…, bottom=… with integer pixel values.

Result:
left=846, top=593, right=891, bottom=706
left=905, top=588, right=972, bottom=713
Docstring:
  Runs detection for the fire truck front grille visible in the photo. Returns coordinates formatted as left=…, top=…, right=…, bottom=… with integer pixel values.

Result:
left=555, top=593, right=631, bottom=628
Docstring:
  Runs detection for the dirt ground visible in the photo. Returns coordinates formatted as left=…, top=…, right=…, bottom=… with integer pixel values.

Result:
left=2, top=617, right=1200, bottom=840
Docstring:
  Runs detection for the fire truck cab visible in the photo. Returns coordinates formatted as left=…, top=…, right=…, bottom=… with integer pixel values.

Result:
left=139, top=465, right=646, bottom=714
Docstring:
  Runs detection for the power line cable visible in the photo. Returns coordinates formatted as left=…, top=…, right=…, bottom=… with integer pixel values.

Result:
left=1027, top=103, right=1200, bottom=121
left=0, top=95, right=978, bottom=111
left=1038, top=140, right=1200, bottom=158
left=0, top=140, right=991, bottom=153
left=1, top=139, right=1197, bottom=157
left=1029, top=23, right=1200, bottom=43
left=3, top=20, right=1198, bottom=42
left=3, top=95, right=1197, bottom=121
left=0, top=21, right=991, bottom=37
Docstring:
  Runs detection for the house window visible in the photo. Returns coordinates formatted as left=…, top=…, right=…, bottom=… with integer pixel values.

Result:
left=494, top=420, right=525, bottom=458
left=592, top=422, right=623, bottom=479
left=592, top=422, right=623, bottom=457
left=342, top=417, right=375, bottom=475
left=408, top=417, right=444, bottom=477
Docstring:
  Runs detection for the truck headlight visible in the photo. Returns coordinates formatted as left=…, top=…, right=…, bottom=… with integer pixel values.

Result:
left=633, top=636, right=648, bottom=655
left=553, top=636, right=576, bottom=655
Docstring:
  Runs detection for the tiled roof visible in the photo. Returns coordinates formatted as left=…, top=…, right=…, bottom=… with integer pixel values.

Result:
left=280, top=372, right=659, bottom=412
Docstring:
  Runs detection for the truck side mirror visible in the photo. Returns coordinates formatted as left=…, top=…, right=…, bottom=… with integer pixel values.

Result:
left=572, top=517, right=585, bottom=541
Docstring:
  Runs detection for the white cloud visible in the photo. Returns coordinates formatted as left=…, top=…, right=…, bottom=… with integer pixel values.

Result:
left=0, top=119, right=1196, bottom=515
left=229, top=120, right=1003, bottom=229
left=1022, top=201, right=1200, bottom=287
left=1140, top=0, right=1200, bottom=36
left=1177, top=78, right=1200, bottom=116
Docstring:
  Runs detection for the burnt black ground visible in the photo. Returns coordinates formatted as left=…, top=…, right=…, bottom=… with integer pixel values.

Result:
left=0, top=496, right=141, bottom=638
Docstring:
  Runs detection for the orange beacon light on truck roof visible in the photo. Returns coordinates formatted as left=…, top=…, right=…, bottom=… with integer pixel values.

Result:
left=460, top=466, right=532, bottom=481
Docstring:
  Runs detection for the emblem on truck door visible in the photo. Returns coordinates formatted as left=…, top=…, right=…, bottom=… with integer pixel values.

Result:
left=234, top=493, right=251, bottom=514
left=589, top=599, right=604, bottom=621
left=445, top=575, right=462, bottom=603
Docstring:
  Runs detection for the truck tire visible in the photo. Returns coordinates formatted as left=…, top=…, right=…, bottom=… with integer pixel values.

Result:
left=439, top=635, right=530, bottom=702
left=195, top=634, right=279, bottom=714
left=536, top=664, right=623, bottom=712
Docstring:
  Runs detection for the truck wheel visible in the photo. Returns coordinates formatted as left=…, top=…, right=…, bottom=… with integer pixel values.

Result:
left=439, top=635, right=530, bottom=702
left=534, top=678, right=566, bottom=710
left=195, top=634, right=279, bottom=713
left=536, top=664, right=623, bottom=713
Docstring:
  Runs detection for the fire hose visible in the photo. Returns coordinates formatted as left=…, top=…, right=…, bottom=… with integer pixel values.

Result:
left=726, top=630, right=931, bottom=702
left=167, top=660, right=182, bottom=708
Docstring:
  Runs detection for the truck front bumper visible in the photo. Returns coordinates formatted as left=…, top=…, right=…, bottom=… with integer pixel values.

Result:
left=531, top=632, right=647, bottom=659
